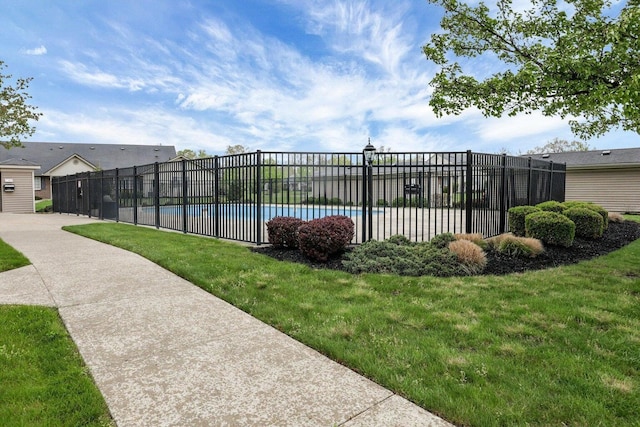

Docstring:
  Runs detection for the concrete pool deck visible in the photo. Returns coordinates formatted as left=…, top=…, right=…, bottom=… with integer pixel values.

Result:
left=0, top=213, right=453, bottom=426
left=115, top=204, right=473, bottom=243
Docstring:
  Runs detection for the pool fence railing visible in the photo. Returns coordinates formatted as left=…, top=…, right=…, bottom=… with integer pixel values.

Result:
left=52, top=150, right=566, bottom=244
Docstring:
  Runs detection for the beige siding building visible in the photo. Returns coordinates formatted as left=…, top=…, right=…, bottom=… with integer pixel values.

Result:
left=0, top=159, right=41, bottom=214
left=530, top=148, right=640, bottom=213
left=0, top=142, right=177, bottom=199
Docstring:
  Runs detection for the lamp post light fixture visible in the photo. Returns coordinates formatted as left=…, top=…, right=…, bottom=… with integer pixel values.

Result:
left=363, top=139, right=376, bottom=241
left=363, top=139, right=377, bottom=165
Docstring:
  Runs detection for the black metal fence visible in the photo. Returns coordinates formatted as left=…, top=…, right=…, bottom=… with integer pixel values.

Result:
left=52, top=150, right=565, bottom=244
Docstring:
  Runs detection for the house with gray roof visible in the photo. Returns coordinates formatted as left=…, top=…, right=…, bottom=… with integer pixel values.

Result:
left=528, top=147, right=640, bottom=213
left=0, top=142, right=177, bottom=199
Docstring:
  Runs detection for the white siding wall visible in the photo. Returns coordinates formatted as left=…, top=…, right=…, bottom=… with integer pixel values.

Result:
left=566, top=167, right=640, bottom=213
left=48, top=158, right=95, bottom=176
left=1, top=170, right=35, bottom=213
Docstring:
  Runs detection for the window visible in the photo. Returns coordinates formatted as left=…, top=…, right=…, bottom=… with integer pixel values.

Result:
left=34, top=176, right=42, bottom=191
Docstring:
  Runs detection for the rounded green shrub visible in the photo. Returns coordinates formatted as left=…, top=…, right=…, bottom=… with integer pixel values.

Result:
left=562, top=201, right=609, bottom=230
left=508, top=205, right=541, bottom=236
left=536, top=200, right=565, bottom=213
left=342, top=240, right=423, bottom=275
left=588, top=204, right=609, bottom=230
left=342, top=238, right=466, bottom=277
left=386, top=234, right=413, bottom=246
left=562, top=207, right=604, bottom=239
left=525, top=211, right=575, bottom=247
left=429, top=232, right=456, bottom=249
left=414, top=243, right=466, bottom=276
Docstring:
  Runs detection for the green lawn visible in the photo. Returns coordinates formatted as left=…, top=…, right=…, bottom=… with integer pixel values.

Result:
left=0, top=306, right=113, bottom=426
left=0, top=238, right=30, bottom=272
left=0, top=241, right=113, bottom=426
left=35, top=199, right=52, bottom=213
left=62, top=219, right=640, bottom=426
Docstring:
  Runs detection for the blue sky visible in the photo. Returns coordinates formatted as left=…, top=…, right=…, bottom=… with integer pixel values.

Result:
left=1, top=0, right=637, bottom=155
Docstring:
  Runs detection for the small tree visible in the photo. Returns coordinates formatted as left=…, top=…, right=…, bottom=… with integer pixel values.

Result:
left=226, top=144, right=248, bottom=155
left=526, top=138, right=592, bottom=154
left=423, top=0, right=640, bottom=139
left=1, top=60, right=42, bottom=149
left=177, top=148, right=211, bottom=159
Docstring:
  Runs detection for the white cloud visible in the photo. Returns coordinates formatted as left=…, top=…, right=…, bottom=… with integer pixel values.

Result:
left=59, top=60, right=131, bottom=90
left=296, top=0, right=414, bottom=76
left=474, top=112, right=569, bottom=142
left=39, top=108, right=231, bottom=153
left=24, top=45, right=47, bottom=55
left=162, top=6, right=447, bottom=154
left=375, top=127, right=451, bottom=152
left=58, top=58, right=182, bottom=93
left=30, top=0, right=632, bottom=157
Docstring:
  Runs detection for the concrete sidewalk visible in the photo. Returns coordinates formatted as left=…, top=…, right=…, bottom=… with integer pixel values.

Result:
left=0, top=213, right=452, bottom=426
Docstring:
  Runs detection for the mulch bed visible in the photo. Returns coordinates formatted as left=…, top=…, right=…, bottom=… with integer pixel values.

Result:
left=251, top=220, right=640, bottom=276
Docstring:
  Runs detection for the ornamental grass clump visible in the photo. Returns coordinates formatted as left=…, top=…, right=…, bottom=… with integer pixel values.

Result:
left=454, top=233, right=488, bottom=249
left=508, top=205, right=541, bottom=236
left=489, top=234, right=544, bottom=258
left=298, top=215, right=354, bottom=262
left=266, top=216, right=306, bottom=248
left=608, top=212, right=625, bottom=223
left=525, top=211, right=575, bottom=247
left=563, top=206, right=604, bottom=239
left=448, top=239, right=487, bottom=275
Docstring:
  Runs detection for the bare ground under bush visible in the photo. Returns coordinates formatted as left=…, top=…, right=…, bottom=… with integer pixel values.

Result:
left=252, top=220, right=640, bottom=276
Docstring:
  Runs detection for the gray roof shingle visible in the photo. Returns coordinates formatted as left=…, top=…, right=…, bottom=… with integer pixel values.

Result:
left=0, top=158, right=41, bottom=167
left=0, top=142, right=177, bottom=176
left=527, top=147, right=640, bottom=167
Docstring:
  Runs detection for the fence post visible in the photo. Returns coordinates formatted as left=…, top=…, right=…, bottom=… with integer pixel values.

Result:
left=115, top=168, right=120, bottom=222
left=256, top=151, right=262, bottom=245
left=499, top=153, right=507, bottom=234
left=527, top=157, right=533, bottom=206
left=154, top=162, right=160, bottom=229
left=361, top=155, right=368, bottom=242
left=465, top=150, right=473, bottom=233
left=133, top=166, right=138, bottom=225
left=182, top=159, right=188, bottom=233
left=84, top=174, right=90, bottom=218
left=99, top=171, right=104, bottom=220
left=214, top=156, right=220, bottom=238
left=548, top=161, right=554, bottom=201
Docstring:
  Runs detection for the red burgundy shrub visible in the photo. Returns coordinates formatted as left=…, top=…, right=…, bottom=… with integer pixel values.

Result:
left=266, top=216, right=306, bottom=248
left=297, top=215, right=355, bottom=262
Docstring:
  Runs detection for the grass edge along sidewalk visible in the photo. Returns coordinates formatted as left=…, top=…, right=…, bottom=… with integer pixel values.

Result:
left=64, top=220, right=640, bottom=427
left=0, top=240, right=113, bottom=427
left=0, top=237, right=30, bottom=272
left=0, top=305, right=114, bottom=427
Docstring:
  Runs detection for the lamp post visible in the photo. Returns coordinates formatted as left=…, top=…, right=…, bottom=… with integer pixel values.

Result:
left=363, top=139, right=376, bottom=241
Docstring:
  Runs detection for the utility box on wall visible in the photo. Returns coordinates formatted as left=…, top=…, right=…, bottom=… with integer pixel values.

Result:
left=0, top=159, right=41, bottom=214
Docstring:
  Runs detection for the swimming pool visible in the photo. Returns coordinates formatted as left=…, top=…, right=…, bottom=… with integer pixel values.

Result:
left=156, top=204, right=377, bottom=221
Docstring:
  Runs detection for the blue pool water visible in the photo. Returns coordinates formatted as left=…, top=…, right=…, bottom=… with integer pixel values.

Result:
left=156, top=204, right=375, bottom=221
